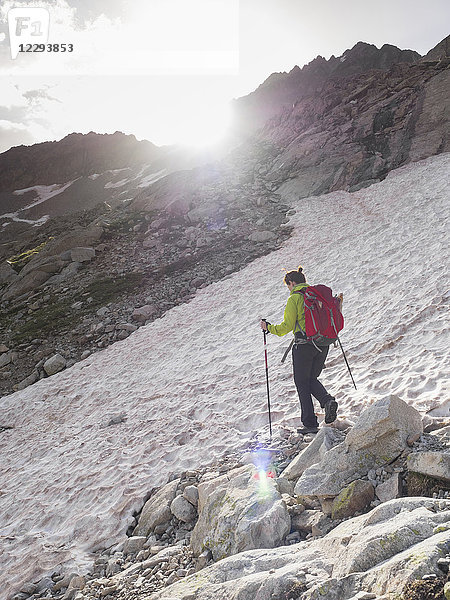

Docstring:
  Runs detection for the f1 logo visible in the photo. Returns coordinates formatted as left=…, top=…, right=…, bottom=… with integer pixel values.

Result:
left=7, top=7, right=50, bottom=59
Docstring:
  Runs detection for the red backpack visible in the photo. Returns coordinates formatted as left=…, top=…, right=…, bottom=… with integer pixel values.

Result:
left=295, top=285, right=344, bottom=346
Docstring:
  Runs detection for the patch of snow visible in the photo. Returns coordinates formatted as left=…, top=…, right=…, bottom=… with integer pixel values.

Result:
left=109, top=168, right=131, bottom=175
left=137, top=168, right=169, bottom=188
left=104, top=178, right=130, bottom=189
left=0, top=214, right=51, bottom=227
left=1, top=180, right=79, bottom=221
left=0, top=154, right=449, bottom=598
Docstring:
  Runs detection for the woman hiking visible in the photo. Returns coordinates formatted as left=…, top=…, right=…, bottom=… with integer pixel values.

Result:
left=260, top=266, right=338, bottom=434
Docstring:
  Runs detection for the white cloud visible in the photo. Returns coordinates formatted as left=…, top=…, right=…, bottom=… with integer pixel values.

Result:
left=0, top=118, right=27, bottom=131
left=0, top=0, right=239, bottom=76
left=1, top=81, right=28, bottom=108
left=0, top=119, right=35, bottom=152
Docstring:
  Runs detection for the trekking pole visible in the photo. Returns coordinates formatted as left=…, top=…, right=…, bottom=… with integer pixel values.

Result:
left=263, top=329, right=273, bottom=441
left=337, top=336, right=357, bottom=390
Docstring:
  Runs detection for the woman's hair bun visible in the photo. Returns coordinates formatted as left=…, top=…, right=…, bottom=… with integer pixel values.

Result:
left=297, top=265, right=303, bottom=273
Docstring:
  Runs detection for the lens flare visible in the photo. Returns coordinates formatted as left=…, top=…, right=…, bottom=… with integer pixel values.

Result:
left=250, top=445, right=278, bottom=500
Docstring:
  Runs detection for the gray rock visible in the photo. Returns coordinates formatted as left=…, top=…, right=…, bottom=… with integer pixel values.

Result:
left=20, top=255, right=68, bottom=278
left=248, top=230, right=276, bottom=242
left=123, top=536, right=147, bottom=555
left=150, top=497, right=450, bottom=600
left=183, top=485, right=199, bottom=507
left=0, top=261, right=18, bottom=284
left=190, top=277, right=206, bottom=289
left=275, top=477, right=295, bottom=496
left=0, top=352, right=12, bottom=368
left=291, top=509, right=333, bottom=536
left=375, top=473, right=402, bottom=503
left=133, top=479, right=180, bottom=537
left=132, top=305, right=157, bottom=322
left=66, top=575, right=85, bottom=592
left=331, top=480, right=375, bottom=520
left=53, top=572, right=79, bottom=592
left=46, top=261, right=81, bottom=285
left=116, top=323, right=138, bottom=332
left=407, top=451, right=450, bottom=481
left=295, top=396, right=422, bottom=498
left=196, top=549, right=212, bottom=570
left=15, top=371, right=39, bottom=391
left=35, top=577, right=54, bottom=592
left=170, top=495, right=197, bottom=523
left=143, top=237, right=159, bottom=249
left=190, top=465, right=290, bottom=560
left=69, top=247, right=96, bottom=262
left=43, top=354, right=67, bottom=376
left=282, top=427, right=345, bottom=481
left=19, top=583, right=37, bottom=595
left=345, top=395, right=423, bottom=454
left=2, top=269, right=52, bottom=300
left=106, top=557, right=121, bottom=576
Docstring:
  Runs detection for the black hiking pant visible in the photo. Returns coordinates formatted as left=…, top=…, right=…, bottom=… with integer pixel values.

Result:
left=292, top=343, right=334, bottom=428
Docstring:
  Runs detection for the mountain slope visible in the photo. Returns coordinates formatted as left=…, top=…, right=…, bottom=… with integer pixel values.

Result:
left=0, top=38, right=448, bottom=400
left=231, top=41, right=421, bottom=137
left=0, top=153, right=448, bottom=599
left=246, top=55, right=449, bottom=198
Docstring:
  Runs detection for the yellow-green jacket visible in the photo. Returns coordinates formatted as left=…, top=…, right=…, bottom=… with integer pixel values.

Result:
left=267, top=283, right=308, bottom=337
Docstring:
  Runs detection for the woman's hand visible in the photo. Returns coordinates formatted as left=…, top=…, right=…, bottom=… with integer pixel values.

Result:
left=260, top=319, right=269, bottom=331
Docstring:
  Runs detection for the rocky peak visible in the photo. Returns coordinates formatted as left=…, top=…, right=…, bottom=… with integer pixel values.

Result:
left=232, top=40, right=421, bottom=137
left=336, top=41, right=420, bottom=74
left=421, top=33, right=450, bottom=61
left=0, top=131, right=161, bottom=194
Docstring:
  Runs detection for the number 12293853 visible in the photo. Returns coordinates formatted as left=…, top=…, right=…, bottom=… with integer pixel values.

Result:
left=19, top=43, right=74, bottom=52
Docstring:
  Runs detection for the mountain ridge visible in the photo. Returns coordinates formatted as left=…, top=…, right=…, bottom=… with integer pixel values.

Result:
left=231, top=40, right=423, bottom=138
left=0, top=35, right=448, bottom=397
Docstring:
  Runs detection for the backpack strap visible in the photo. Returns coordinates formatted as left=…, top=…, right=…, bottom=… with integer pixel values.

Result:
left=292, top=289, right=307, bottom=339
left=292, top=287, right=323, bottom=352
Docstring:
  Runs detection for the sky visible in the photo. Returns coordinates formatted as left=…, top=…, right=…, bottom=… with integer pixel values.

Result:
left=0, top=0, right=448, bottom=153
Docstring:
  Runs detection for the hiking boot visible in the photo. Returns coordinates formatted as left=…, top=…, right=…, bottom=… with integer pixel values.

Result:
left=324, top=399, right=338, bottom=424
left=297, top=426, right=319, bottom=435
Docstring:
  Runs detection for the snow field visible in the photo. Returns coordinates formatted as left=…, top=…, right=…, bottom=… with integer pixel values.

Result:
left=0, top=153, right=448, bottom=598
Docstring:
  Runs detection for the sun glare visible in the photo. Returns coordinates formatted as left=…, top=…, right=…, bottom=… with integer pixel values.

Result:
left=175, top=103, right=232, bottom=148
left=133, top=94, right=232, bottom=149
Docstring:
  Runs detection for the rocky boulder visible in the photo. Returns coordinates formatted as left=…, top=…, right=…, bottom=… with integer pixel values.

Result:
left=295, top=395, right=422, bottom=498
left=2, top=265, right=61, bottom=300
left=170, top=495, right=197, bottom=523
left=60, top=247, right=96, bottom=263
left=248, top=231, right=276, bottom=242
left=151, top=497, right=450, bottom=600
left=407, top=451, right=450, bottom=481
left=282, top=427, right=345, bottom=480
left=133, top=479, right=180, bottom=537
left=0, top=261, right=18, bottom=285
left=2, top=239, right=98, bottom=301
left=43, top=354, right=67, bottom=376
left=375, top=472, right=403, bottom=503
left=345, top=394, right=423, bottom=455
left=190, top=465, right=291, bottom=560
left=331, top=479, right=375, bottom=520
left=132, top=305, right=157, bottom=323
